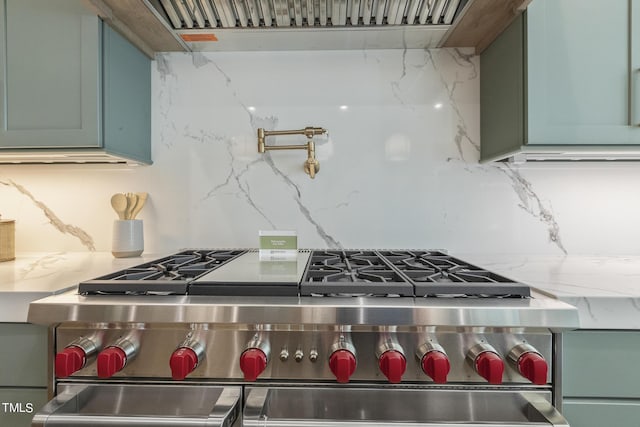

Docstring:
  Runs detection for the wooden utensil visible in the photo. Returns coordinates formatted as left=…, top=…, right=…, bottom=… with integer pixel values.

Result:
left=125, top=193, right=138, bottom=220
left=130, top=192, right=148, bottom=219
left=110, top=193, right=128, bottom=220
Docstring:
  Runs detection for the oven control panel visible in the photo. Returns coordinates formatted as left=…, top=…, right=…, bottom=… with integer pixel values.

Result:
left=54, top=326, right=552, bottom=385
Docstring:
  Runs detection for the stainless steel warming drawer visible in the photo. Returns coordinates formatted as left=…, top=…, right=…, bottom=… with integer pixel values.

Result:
left=31, top=384, right=241, bottom=426
left=244, top=387, right=569, bottom=427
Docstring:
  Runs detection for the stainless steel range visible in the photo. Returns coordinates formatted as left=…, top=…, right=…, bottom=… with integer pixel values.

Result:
left=28, top=249, right=578, bottom=426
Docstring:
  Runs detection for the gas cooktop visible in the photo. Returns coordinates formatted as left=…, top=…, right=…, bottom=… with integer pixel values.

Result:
left=78, top=249, right=530, bottom=298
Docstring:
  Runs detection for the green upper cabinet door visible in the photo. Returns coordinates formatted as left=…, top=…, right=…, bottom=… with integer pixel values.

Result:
left=0, top=0, right=101, bottom=148
left=527, top=0, right=640, bottom=145
left=102, top=24, right=152, bottom=163
left=481, top=0, right=640, bottom=161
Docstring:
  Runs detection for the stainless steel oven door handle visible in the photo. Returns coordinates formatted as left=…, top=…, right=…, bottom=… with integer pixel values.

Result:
left=522, top=392, right=570, bottom=427
left=32, top=384, right=241, bottom=426
left=211, top=386, right=242, bottom=426
left=31, top=385, right=87, bottom=427
left=243, top=387, right=570, bottom=427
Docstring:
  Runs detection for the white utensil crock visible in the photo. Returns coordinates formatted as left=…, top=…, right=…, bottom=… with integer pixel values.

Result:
left=112, top=219, right=144, bottom=258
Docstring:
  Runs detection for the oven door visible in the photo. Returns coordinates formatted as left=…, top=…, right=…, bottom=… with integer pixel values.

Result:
left=243, top=387, right=569, bottom=427
left=32, top=383, right=241, bottom=426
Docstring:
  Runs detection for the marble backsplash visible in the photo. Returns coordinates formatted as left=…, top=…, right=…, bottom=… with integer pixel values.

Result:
left=1, top=48, right=639, bottom=256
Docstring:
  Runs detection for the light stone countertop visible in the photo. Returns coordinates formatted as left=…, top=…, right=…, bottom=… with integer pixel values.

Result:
left=5, top=252, right=639, bottom=329
left=0, top=252, right=160, bottom=322
left=457, top=254, right=640, bottom=330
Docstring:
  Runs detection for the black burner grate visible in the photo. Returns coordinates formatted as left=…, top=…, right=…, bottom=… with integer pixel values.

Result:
left=300, top=250, right=414, bottom=297
left=78, top=250, right=246, bottom=295
left=377, top=250, right=530, bottom=298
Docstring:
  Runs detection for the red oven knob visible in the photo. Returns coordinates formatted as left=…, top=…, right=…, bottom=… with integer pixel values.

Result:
left=170, top=348, right=199, bottom=381
left=379, top=350, right=406, bottom=383
left=421, top=351, right=450, bottom=384
left=329, top=349, right=356, bottom=383
left=55, top=346, right=86, bottom=378
left=97, top=347, right=127, bottom=378
left=240, top=348, right=268, bottom=381
left=475, top=352, right=504, bottom=384
left=518, top=352, right=548, bottom=385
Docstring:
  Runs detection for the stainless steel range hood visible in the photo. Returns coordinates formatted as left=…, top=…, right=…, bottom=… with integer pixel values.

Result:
left=145, top=0, right=468, bottom=50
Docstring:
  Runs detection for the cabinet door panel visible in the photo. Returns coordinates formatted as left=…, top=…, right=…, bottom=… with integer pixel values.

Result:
left=527, top=0, right=640, bottom=145
left=563, top=331, right=640, bottom=399
left=0, top=388, right=48, bottom=427
left=563, top=399, right=640, bottom=427
left=0, top=0, right=100, bottom=148
left=103, top=25, right=152, bottom=163
left=0, top=324, right=48, bottom=387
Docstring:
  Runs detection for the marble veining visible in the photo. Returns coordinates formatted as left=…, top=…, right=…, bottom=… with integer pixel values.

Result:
left=155, top=54, right=176, bottom=82
left=577, top=297, right=596, bottom=322
left=463, top=255, right=640, bottom=298
left=188, top=127, right=273, bottom=228
left=1, top=49, right=639, bottom=258
left=538, top=280, right=636, bottom=297
left=0, top=179, right=95, bottom=251
left=0, top=252, right=164, bottom=322
left=17, top=252, right=67, bottom=280
left=497, top=165, right=567, bottom=254
left=204, top=118, right=270, bottom=223
left=426, top=49, right=479, bottom=161
left=2, top=250, right=637, bottom=329
left=5, top=48, right=640, bottom=328
left=258, top=141, right=341, bottom=248
left=237, top=68, right=340, bottom=248
left=458, top=254, right=640, bottom=329
left=449, top=48, right=478, bottom=79
left=192, top=52, right=253, bottom=117
left=390, top=38, right=411, bottom=109
left=190, top=52, right=214, bottom=69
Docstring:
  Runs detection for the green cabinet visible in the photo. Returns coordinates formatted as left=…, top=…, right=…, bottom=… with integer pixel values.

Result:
left=481, top=0, right=640, bottom=162
left=562, top=331, right=640, bottom=427
left=0, top=0, right=151, bottom=164
left=101, top=21, right=152, bottom=164
left=563, top=400, right=640, bottom=427
left=0, top=0, right=100, bottom=148
left=0, top=388, right=48, bottom=427
left=0, top=323, right=48, bottom=427
left=0, top=323, right=48, bottom=387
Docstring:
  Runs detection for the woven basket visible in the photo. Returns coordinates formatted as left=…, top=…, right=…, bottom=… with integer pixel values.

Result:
left=0, top=220, right=15, bottom=262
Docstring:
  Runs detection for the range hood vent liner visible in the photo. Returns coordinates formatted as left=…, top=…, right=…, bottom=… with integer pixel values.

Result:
left=154, top=0, right=465, bottom=29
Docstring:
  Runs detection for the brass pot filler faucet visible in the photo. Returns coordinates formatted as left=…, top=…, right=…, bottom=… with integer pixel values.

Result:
left=257, top=127, right=327, bottom=179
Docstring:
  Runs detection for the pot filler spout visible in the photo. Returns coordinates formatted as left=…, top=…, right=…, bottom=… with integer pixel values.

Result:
left=257, top=126, right=327, bottom=178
